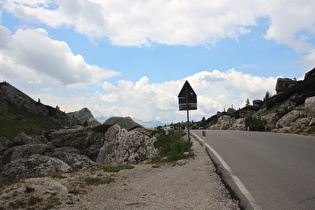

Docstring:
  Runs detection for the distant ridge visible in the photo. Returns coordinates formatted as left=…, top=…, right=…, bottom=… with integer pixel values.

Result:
left=104, top=116, right=142, bottom=130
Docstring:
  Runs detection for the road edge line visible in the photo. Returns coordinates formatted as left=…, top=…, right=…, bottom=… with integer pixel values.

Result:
left=191, top=131, right=262, bottom=210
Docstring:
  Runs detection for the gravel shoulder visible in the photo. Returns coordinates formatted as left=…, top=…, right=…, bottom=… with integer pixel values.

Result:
left=59, top=140, right=239, bottom=210
left=0, top=139, right=239, bottom=209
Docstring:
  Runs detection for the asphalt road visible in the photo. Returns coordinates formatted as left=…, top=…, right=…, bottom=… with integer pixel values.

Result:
left=193, top=130, right=315, bottom=210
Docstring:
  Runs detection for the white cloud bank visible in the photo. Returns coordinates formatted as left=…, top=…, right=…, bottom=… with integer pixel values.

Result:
left=0, top=26, right=120, bottom=90
left=0, top=1, right=312, bottom=46
left=2, top=0, right=315, bottom=68
left=32, top=69, right=277, bottom=124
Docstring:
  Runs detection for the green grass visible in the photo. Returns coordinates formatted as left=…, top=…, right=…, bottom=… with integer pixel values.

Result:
left=102, top=165, right=135, bottom=172
left=50, top=172, right=65, bottom=179
left=83, top=176, right=115, bottom=185
left=0, top=110, right=61, bottom=141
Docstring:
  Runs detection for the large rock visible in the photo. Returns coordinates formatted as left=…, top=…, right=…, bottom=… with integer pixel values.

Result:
left=0, top=137, right=11, bottom=153
left=304, top=67, right=315, bottom=80
left=276, top=110, right=303, bottom=128
left=51, top=147, right=95, bottom=170
left=0, top=154, right=71, bottom=179
left=49, top=127, right=104, bottom=161
left=261, top=112, right=277, bottom=130
left=231, top=118, right=246, bottom=130
left=1, top=144, right=53, bottom=167
left=13, top=132, right=33, bottom=145
left=212, top=115, right=235, bottom=130
left=275, top=78, right=296, bottom=94
left=305, top=96, right=315, bottom=117
left=96, top=125, right=157, bottom=165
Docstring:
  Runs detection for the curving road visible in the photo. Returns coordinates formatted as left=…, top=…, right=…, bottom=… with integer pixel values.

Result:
left=193, top=130, right=315, bottom=210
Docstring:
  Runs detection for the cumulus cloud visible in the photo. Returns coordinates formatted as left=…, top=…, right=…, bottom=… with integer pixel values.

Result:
left=38, top=69, right=275, bottom=123
left=0, top=25, right=120, bottom=90
left=28, top=69, right=277, bottom=124
left=2, top=0, right=259, bottom=46
left=3, top=0, right=315, bottom=69
left=2, top=0, right=314, bottom=47
left=262, top=0, right=315, bottom=53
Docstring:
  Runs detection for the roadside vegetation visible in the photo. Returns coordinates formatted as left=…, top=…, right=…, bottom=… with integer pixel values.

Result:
left=152, top=128, right=191, bottom=163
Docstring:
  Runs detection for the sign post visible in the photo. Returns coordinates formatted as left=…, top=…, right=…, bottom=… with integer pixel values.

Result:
left=178, top=81, right=197, bottom=156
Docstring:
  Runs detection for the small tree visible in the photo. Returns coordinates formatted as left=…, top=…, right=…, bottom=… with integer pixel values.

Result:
left=264, top=91, right=271, bottom=108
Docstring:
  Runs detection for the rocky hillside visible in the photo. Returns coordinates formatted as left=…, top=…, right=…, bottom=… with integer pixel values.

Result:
left=0, top=82, right=79, bottom=140
left=67, top=107, right=100, bottom=126
left=104, top=116, right=142, bottom=130
left=203, top=68, right=315, bottom=135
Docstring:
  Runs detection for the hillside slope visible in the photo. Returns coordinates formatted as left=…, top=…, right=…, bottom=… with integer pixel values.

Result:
left=202, top=68, right=315, bottom=135
left=0, top=82, right=79, bottom=140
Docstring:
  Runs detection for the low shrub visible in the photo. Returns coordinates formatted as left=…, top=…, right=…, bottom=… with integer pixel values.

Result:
left=153, top=128, right=190, bottom=161
left=245, top=116, right=267, bottom=131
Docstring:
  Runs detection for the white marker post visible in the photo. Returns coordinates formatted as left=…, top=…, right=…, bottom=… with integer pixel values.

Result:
left=202, top=130, right=206, bottom=151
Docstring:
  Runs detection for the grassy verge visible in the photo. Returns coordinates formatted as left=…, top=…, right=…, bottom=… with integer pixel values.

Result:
left=102, top=165, right=135, bottom=172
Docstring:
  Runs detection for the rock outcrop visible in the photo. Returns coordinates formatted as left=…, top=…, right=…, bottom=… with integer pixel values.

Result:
left=0, top=155, right=72, bottom=179
left=0, top=125, right=158, bottom=179
left=50, top=147, right=95, bottom=171
left=209, top=115, right=245, bottom=130
left=96, top=124, right=157, bottom=165
left=1, top=144, right=53, bottom=168
left=275, top=110, right=304, bottom=128
left=305, top=96, right=315, bottom=117
left=275, top=78, right=297, bottom=94
left=49, top=127, right=104, bottom=161
left=0, top=137, right=10, bottom=153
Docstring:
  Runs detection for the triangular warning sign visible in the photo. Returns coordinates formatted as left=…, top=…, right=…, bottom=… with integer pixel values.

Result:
left=178, top=81, right=197, bottom=111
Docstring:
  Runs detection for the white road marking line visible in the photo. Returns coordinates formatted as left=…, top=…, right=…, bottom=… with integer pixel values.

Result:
left=191, top=132, right=262, bottom=210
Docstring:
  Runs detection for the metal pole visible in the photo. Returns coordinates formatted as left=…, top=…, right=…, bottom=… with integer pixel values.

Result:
left=186, top=86, right=191, bottom=156
left=187, top=108, right=190, bottom=156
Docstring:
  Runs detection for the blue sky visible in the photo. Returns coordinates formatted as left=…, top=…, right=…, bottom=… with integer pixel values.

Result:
left=0, top=0, right=315, bottom=126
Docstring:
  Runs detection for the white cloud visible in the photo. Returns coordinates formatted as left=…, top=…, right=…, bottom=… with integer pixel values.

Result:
left=3, top=0, right=315, bottom=69
left=262, top=0, right=315, bottom=53
left=2, top=0, right=259, bottom=46
left=0, top=26, right=120, bottom=90
left=34, top=69, right=276, bottom=124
